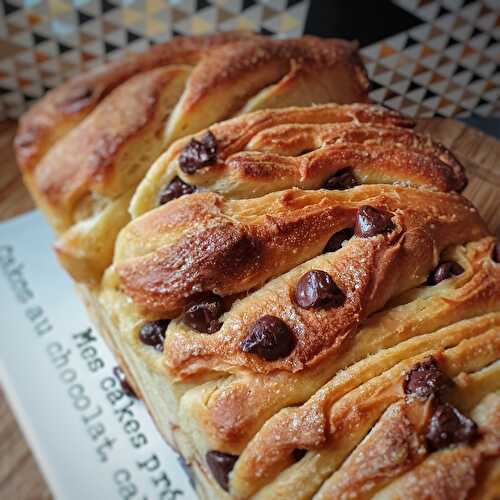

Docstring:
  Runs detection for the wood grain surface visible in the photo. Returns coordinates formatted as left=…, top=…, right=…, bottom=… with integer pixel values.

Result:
left=0, top=117, right=499, bottom=499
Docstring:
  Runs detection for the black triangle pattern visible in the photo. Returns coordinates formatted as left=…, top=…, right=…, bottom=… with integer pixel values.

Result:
left=0, top=0, right=498, bottom=120
left=78, top=10, right=93, bottom=25
left=437, top=6, right=450, bottom=18
left=32, top=32, right=49, bottom=45
left=405, top=36, right=419, bottom=48
left=104, top=41, right=119, bottom=53
left=101, top=0, right=117, bottom=14
left=259, top=27, right=274, bottom=36
left=57, top=42, right=73, bottom=54
left=2, top=0, right=19, bottom=15
left=196, top=0, right=211, bottom=10
left=126, top=30, right=142, bottom=44
left=242, top=0, right=256, bottom=10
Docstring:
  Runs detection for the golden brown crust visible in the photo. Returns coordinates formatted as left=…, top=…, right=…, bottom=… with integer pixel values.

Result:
left=15, top=31, right=256, bottom=173
left=35, top=66, right=191, bottom=216
left=116, top=185, right=486, bottom=318
left=231, top=342, right=500, bottom=498
left=94, top=101, right=498, bottom=498
left=18, top=70, right=500, bottom=500
left=167, top=37, right=368, bottom=136
left=315, top=400, right=429, bottom=499
left=130, top=103, right=467, bottom=225
left=373, top=446, right=483, bottom=500
left=22, top=36, right=368, bottom=215
left=131, top=102, right=471, bottom=217
left=17, top=36, right=370, bottom=284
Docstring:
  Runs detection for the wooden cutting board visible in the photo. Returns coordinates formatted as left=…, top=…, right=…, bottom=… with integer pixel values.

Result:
left=0, top=117, right=499, bottom=499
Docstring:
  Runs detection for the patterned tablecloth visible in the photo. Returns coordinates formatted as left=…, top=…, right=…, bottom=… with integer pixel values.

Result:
left=0, top=0, right=498, bottom=120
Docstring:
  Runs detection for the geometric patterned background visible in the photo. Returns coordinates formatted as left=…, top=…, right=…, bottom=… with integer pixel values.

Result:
left=363, top=0, right=500, bottom=117
left=0, top=0, right=498, bottom=120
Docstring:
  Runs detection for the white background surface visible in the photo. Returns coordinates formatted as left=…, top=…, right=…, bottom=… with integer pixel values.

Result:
left=0, top=211, right=196, bottom=500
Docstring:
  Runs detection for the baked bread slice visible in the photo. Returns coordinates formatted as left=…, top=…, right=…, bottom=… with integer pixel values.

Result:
left=93, top=104, right=499, bottom=498
left=15, top=33, right=368, bottom=285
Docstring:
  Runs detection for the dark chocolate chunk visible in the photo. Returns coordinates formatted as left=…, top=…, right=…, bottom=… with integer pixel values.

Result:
left=113, top=366, right=137, bottom=398
left=354, top=205, right=395, bottom=238
left=158, top=177, right=196, bottom=205
left=292, top=449, right=307, bottom=462
left=324, top=228, right=354, bottom=253
left=139, top=319, right=170, bottom=352
left=183, top=292, right=224, bottom=334
left=179, top=130, right=217, bottom=174
left=240, top=315, right=294, bottom=361
left=492, top=242, right=500, bottom=263
left=426, top=403, right=478, bottom=451
left=295, top=270, right=345, bottom=309
left=322, top=167, right=358, bottom=191
left=427, top=261, right=464, bottom=286
left=403, top=357, right=453, bottom=398
left=206, top=451, right=238, bottom=492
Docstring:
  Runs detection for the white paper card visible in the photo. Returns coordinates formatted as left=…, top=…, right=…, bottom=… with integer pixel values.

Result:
left=0, top=211, right=197, bottom=500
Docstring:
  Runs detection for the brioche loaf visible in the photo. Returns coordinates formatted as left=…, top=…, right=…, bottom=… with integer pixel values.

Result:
left=16, top=34, right=499, bottom=500
left=97, top=104, right=499, bottom=498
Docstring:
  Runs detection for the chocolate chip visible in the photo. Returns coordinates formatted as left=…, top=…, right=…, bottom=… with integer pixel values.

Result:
left=240, top=315, right=294, bottom=361
left=206, top=451, right=238, bottom=492
left=179, top=131, right=217, bottom=175
left=158, top=177, right=196, bottom=205
left=292, top=449, right=307, bottom=462
left=492, top=243, right=500, bottom=263
left=427, top=261, right=464, bottom=286
left=183, top=292, right=224, bottom=333
left=354, top=205, right=395, bottom=238
left=426, top=403, right=478, bottom=451
left=139, top=319, right=169, bottom=352
left=113, top=366, right=137, bottom=398
left=324, top=228, right=354, bottom=253
left=403, top=357, right=453, bottom=399
left=295, top=270, right=345, bottom=309
left=323, top=167, right=358, bottom=190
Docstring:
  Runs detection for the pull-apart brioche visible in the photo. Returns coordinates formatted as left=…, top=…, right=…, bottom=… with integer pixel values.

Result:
left=96, top=104, right=499, bottom=498
left=17, top=59, right=499, bottom=498
left=16, top=34, right=368, bottom=284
